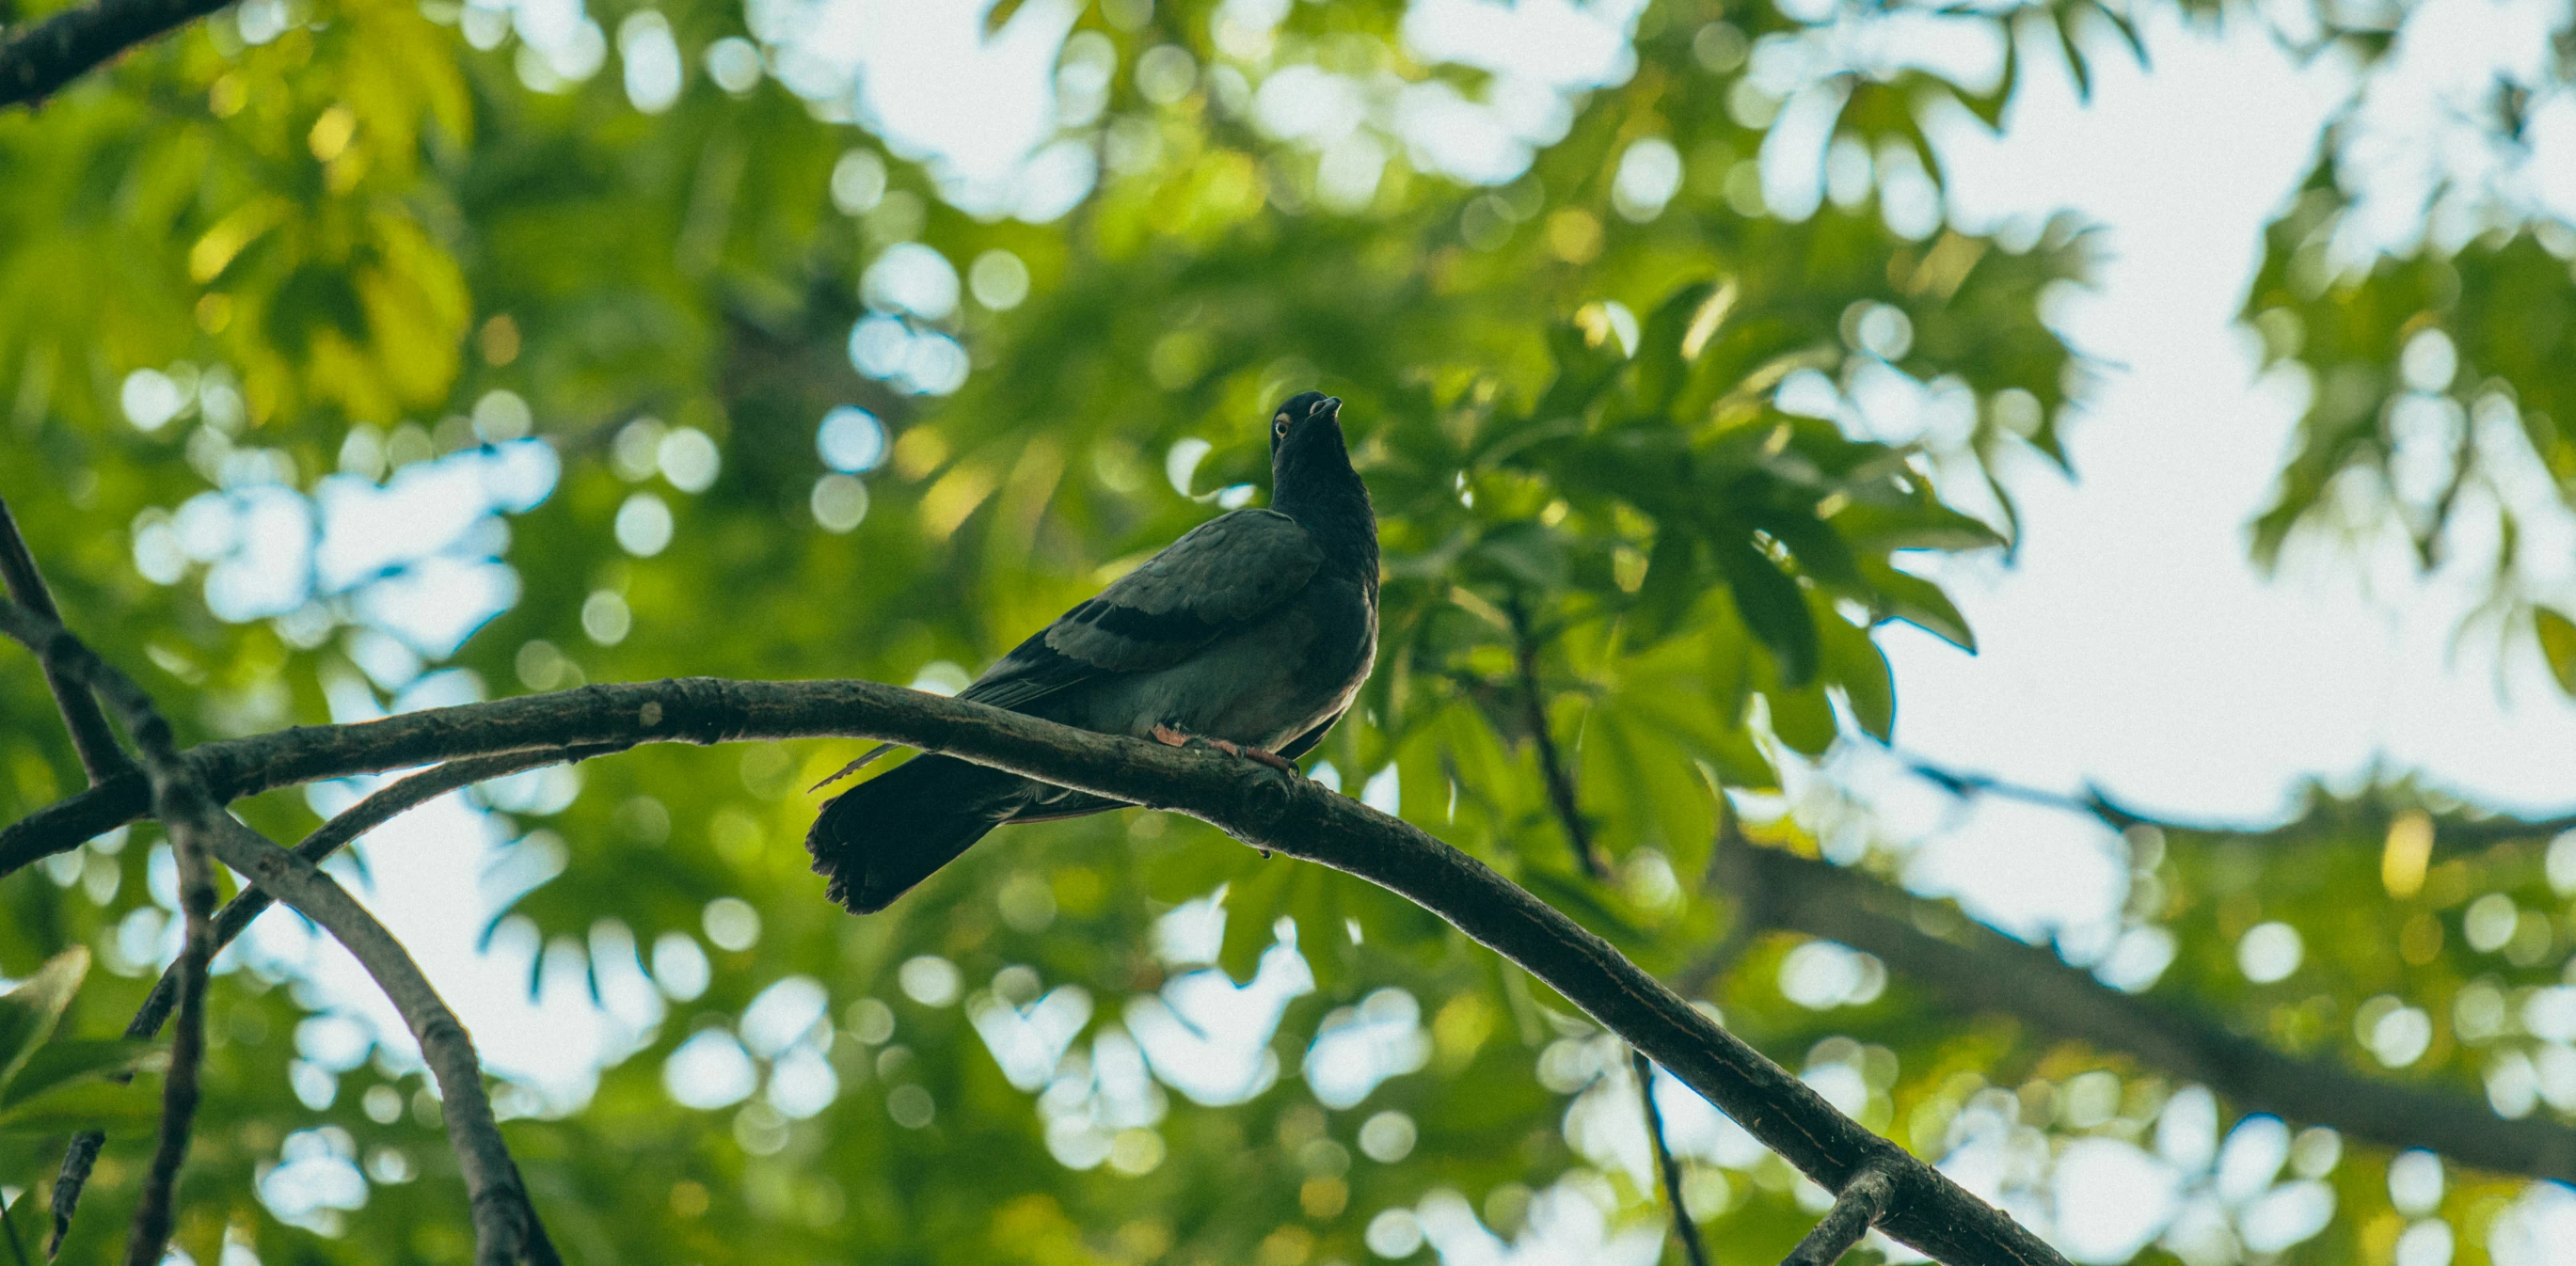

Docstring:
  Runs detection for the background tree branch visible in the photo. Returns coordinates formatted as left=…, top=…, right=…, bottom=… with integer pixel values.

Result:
left=0, top=0, right=229, bottom=109
left=1732, top=836, right=2576, bottom=1181
left=0, top=673, right=2071, bottom=1266
left=198, top=814, right=561, bottom=1266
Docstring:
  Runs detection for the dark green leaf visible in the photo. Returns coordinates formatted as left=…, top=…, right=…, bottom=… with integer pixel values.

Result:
left=0, top=949, right=87, bottom=1100
left=1716, top=542, right=1819, bottom=688
left=2538, top=608, right=2576, bottom=697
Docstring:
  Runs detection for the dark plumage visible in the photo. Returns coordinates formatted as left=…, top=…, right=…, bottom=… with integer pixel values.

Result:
left=807, top=391, right=1380, bottom=913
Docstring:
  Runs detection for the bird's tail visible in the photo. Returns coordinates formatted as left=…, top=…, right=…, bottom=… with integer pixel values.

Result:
left=805, top=754, right=1033, bottom=913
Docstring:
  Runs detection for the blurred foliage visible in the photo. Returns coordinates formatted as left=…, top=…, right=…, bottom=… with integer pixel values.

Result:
left=2, top=0, right=2575, bottom=1263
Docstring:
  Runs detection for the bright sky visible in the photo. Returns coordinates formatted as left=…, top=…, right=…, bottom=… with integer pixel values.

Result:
left=115, top=0, right=2576, bottom=1258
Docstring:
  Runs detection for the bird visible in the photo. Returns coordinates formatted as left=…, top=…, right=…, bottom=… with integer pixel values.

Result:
left=806, top=391, right=1380, bottom=913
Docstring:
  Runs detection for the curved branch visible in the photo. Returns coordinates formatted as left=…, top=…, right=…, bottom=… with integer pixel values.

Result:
left=0, top=0, right=231, bottom=109
left=200, top=815, right=558, bottom=1266
left=0, top=675, right=2068, bottom=1266
left=49, top=745, right=619, bottom=1247
left=1739, top=841, right=2576, bottom=1181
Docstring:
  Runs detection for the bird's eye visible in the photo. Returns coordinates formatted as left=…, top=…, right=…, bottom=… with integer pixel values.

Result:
left=1274, top=414, right=1291, bottom=437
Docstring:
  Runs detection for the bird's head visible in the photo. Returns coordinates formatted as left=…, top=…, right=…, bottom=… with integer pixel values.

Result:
left=1268, top=390, right=1344, bottom=464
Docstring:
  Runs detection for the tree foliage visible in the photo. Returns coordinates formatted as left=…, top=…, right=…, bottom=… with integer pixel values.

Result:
left=4, top=0, right=2576, bottom=1263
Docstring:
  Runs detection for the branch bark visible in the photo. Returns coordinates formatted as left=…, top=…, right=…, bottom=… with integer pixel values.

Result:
left=197, top=814, right=559, bottom=1266
left=0, top=674, right=2070, bottom=1266
left=1734, top=837, right=2576, bottom=1182
left=0, top=0, right=231, bottom=109
left=1782, top=1163, right=1894, bottom=1266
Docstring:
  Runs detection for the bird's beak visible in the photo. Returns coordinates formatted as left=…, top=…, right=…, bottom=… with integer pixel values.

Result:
left=1323, top=397, right=1343, bottom=419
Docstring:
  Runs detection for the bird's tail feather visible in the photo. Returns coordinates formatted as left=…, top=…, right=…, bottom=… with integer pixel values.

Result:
left=805, top=755, right=1032, bottom=913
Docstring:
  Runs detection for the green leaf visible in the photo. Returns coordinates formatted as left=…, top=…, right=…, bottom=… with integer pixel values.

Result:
left=1765, top=680, right=1838, bottom=756
left=1955, top=30, right=2018, bottom=130
left=1535, top=320, right=1629, bottom=421
left=0, top=1039, right=164, bottom=1113
left=1468, top=521, right=1567, bottom=591
left=2091, top=0, right=2149, bottom=68
left=0, top=1077, right=163, bottom=1138
left=1627, top=532, right=1702, bottom=647
left=2057, top=8, right=2093, bottom=102
left=1829, top=501, right=2008, bottom=552
left=1857, top=558, right=1978, bottom=652
left=1716, top=542, right=1819, bottom=688
left=1816, top=602, right=1896, bottom=742
left=981, top=0, right=1028, bottom=36
left=2538, top=608, right=2576, bottom=697
left=1217, top=858, right=1296, bottom=987
left=0, top=948, right=87, bottom=1100
left=1631, top=282, right=1717, bottom=417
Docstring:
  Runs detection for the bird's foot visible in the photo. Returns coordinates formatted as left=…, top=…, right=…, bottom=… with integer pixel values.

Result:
left=1149, top=725, right=1299, bottom=775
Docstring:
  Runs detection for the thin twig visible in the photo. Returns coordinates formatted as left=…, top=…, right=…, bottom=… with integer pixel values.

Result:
left=1507, top=599, right=1602, bottom=878
left=0, top=498, right=131, bottom=784
left=48, top=746, right=619, bottom=1249
left=1783, top=1164, right=1896, bottom=1266
left=0, top=0, right=231, bottom=109
left=1631, top=1049, right=1712, bottom=1266
left=1902, top=751, right=2576, bottom=850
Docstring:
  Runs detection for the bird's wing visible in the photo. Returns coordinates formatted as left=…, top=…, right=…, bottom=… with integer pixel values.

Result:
left=962, top=508, right=1324, bottom=713
left=1277, top=707, right=1347, bottom=762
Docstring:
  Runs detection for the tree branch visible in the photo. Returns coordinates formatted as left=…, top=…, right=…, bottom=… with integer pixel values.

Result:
left=0, top=497, right=132, bottom=783
left=0, top=602, right=226, bottom=1266
left=1631, top=1050, right=1711, bottom=1266
left=1508, top=600, right=1603, bottom=878
left=199, top=814, right=559, bottom=1266
left=49, top=745, right=620, bottom=1249
left=1735, top=838, right=2576, bottom=1181
left=1899, top=752, right=2576, bottom=852
left=0, top=674, right=2069, bottom=1266
left=0, top=0, right=230, bottom=110
left=1782, top=1163, right=1894, bottom=1266
left=0, top=598, right=558, bottom=1266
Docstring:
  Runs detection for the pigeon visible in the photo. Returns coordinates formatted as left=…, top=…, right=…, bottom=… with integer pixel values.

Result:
left=807, top=391, right=1380, bottom=913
